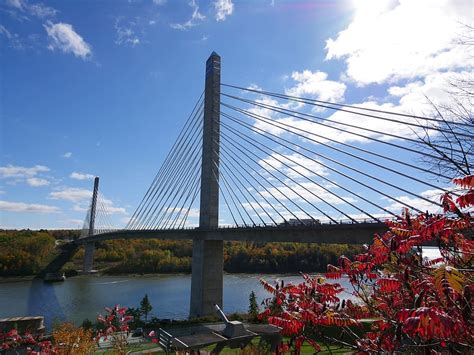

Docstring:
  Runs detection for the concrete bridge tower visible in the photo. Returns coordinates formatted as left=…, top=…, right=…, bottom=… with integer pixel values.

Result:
left=190, top=52, right=222, bottom=317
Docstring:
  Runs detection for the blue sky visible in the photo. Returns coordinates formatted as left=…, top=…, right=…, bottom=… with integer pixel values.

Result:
left=1, top=0, right=472, bottom=229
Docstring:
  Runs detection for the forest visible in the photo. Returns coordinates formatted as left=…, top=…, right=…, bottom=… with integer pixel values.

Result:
left=0, top=229, right=363, bottom=276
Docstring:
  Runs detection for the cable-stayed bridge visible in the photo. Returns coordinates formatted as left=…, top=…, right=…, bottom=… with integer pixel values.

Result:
left=44, top=52, right=473, bottom=317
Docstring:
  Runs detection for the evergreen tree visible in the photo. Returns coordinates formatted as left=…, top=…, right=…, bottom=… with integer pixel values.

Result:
left=140, top=294, right=153, bottom=322
left=248, top=291, right=259, bottom=322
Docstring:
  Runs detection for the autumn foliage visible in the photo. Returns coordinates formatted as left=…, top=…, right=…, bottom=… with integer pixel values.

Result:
left=260, top=176, right=473, bottom=353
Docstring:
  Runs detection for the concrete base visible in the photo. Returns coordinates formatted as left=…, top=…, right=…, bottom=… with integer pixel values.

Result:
left=82, top=242, right=95, bottom=273
left=189, top=239, right=223, bottom=318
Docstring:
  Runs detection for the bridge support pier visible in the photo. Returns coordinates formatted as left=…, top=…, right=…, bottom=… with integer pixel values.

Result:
left=190, top=52, right=222, bottom=318
left=83, top=242, right=95, bottom=273
left=190, top=240, right=223, bottom=317
left=82, top=177, right=99, bottom=274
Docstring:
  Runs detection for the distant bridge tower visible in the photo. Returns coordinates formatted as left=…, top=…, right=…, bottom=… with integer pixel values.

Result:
left=83, top=176, right=99, bottom=273
left=190, top=52, right=223, bottom=317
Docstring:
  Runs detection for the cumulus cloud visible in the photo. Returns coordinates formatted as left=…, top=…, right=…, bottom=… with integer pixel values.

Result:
left=325, top=0, right=473, bottom=85
left=0, top=200, right=59, bottom=213
left=44, top=21, right=92, bottom=59
left=26, top=177, right=50, bottom=187
left=50, top=187, right=92, bottom=202
left=170, top=0, right=205, bottom=30
left=70, top=172, right=95, bottom=180
left=286, top=70, right=346, bottom=103
left=214, top=0, right=234, bottom=21
left=62, top=152, right=72, bottom=158
left=0, top=164, right=49, bottom=179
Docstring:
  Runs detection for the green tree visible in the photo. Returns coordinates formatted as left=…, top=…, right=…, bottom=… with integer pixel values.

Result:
left=140, top=294, right=153, bottom=322
left=248, top=291, right=259, bottom=322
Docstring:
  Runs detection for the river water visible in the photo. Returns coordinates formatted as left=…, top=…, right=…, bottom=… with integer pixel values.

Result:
left=0, top=273, right=354, bottom=330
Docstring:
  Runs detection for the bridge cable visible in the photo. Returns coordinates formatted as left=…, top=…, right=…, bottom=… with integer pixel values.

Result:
left=213, top=162, right=248, bottom=227
left=210, top=164, right=239, bottom=226
left=129, top=103, right=203, bottom=229
left=218, top=131, right=316, bottom=224
left=127, top=96, right=204, bottom=229
left=134, top=112, right=203, bottom=229
left=215, top=154, right=266, bottom=226
left=178, top=174, right=201, bottom=229
left=149, top=135, right=203, bottom=229
left=222, top=100, right=457, bottom=181
left=221, top=110, right=442, bottom=209
left=219, top=130, right=367, bottom=223
left=159, top=157, right=202, bottom=229
left=216, top=146, right=283, bottom=225
left=169, top=170, right=201, bottom=229
left=220, top=124, right=389, bottom=222
left=222, top=84, right=474, bottom=131
left=220, top=135, right=336, bottom=224
left=145, top=132, right=203, bottom=230
left=221, top=112, right=431, bottom=214
left=222, top=93, right=473, bottom=158
left=217, top=150, right=276, bottom=225
left=222, top=102, right=456, bottom=196
left=128, top=92, right=204, bottom=229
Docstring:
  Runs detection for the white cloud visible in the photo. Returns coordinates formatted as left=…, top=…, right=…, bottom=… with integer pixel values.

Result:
left=384, top=188, right=445, bottom=214
left=214, top=0, right=234, bottom=21
left=6, top=0, right=24, bottom=10
left=62, top=152, right=72, bottom=158
left=28, top=2, right=57, bottom=18
left=260, top=182, right=357, bottom=206
left=170, top=0, right=205, bottom=30
left=0, top=24, right=24, bottom=49
left=286, top=70, right=346, bottom=103
left=26, top=177, right=50, bottom=187
left=325, top=0, right=473, bottom=85
left=64, top=219, right=83, bottom=226
left=50, top=187, right=91, bottom=202
left=44, top=21, right=92, bottom=59
left=152, top=0, right=166, bottom=4
left=0, top=200, right=60, bottom=213
left=115, top=18, right=140, bottom=46
left=5, top=0, right=57, bottom=18
left=70, top=172, right=95, bottom=180
left=259, top=153, right=328, bottom=179
left=0, top=164, right=49, bottom=179
left=101, top=200, right=127, bottom=215
left=73, top=204, right=88, bottom=212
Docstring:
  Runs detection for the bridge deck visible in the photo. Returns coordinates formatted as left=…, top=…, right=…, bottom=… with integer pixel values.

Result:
left=76, top=222, right=388, bottom=245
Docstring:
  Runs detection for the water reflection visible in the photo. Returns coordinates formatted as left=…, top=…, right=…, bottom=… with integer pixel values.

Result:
left=26, top=278, right=65, bottom=329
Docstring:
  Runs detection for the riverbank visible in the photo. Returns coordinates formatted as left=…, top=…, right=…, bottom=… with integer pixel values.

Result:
left=1, top=229, right=363, bottom=277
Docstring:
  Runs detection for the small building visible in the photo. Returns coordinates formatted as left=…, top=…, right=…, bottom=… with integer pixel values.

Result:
left=0, top=316, right=45, bottom=336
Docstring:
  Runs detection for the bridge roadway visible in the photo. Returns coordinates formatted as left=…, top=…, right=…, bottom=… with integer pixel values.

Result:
left=75, top=222, right=389, bottom=245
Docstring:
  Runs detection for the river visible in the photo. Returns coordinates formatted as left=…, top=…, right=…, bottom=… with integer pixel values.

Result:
left=0, top=273, right=354, bottom=330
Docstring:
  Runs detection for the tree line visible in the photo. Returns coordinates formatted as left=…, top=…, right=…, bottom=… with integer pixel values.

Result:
left=0, top=229, right=362, bottom=276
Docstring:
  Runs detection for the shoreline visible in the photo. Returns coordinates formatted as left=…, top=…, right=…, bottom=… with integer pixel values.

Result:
left=0, top=270, right=326, bottom=283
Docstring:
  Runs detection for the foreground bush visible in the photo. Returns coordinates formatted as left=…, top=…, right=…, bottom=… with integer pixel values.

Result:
left=260, top=176, right=473, bottom=353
